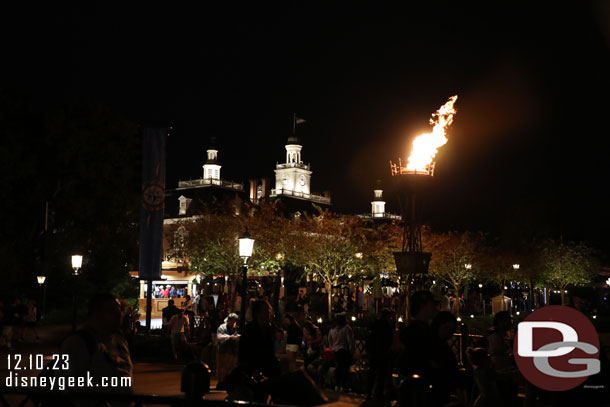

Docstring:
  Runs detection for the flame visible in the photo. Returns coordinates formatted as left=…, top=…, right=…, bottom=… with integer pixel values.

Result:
left=406, top=95, right=458, bottom=173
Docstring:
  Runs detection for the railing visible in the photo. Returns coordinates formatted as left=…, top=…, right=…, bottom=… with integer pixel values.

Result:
left=275, top=162, right=310, bottom=170
left=177, top=178, right=244, bottom=191
left=0, top=388, right=301, bottom=407
left=357, top=213, right=402, bottom=220
left=270, top=189, right=331, bottom=204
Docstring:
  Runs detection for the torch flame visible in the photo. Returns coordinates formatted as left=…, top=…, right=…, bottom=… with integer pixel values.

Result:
left=406, top=95, right=458, bottom=173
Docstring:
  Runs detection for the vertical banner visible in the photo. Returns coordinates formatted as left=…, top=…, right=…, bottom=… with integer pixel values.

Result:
left=138, top=127, right=167, bottom=281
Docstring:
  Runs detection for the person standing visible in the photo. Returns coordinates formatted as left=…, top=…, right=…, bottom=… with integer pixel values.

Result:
left=397, top=291, right=439, bottom=378
left=327, top=314, right=355, bottom=392
left=58, top=293, right=133, bottom=394
left=161, top=299, right=179, bottom=335
left=238, top=300, right=280, bottom=378
left=168, top=309, right=190, bottom=360
left=216, top=313, right=240, bottom=386
left=366, top=308, right=395, bottom=400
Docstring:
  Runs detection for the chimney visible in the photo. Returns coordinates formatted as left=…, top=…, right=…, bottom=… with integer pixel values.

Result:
left=249, top=179, right=258, bottom=203
left=261, top=178, right=271, bottom=199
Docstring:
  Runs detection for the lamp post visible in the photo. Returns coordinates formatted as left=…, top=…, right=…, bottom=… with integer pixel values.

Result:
left=478, top=283, right=484, bottom=315
left=71, top=254, right=83, bottom=332
left=37, top=276, right=47, bottom=319
left=238, top=229, right=254, bottom=327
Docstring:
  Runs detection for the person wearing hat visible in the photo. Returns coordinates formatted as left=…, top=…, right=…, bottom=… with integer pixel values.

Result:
left=397, top=290, right=439, bottom=379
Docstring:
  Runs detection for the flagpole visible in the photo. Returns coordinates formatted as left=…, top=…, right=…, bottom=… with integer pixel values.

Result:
left=292, top=113, right=296, bottom=137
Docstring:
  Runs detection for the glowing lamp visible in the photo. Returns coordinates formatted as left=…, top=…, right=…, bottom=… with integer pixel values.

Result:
left=71, top=254, right=83, bottom=275
left=238, top=229, right=254, bottom=260
left=37, top=276, right=46, bottom=285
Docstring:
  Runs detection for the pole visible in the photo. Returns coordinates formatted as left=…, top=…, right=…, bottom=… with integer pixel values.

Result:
left=42, top=282, right=47, bottom=320
left=240, top=262, right=248, bottom=328
left=72, top=276, right=77, bottom=332
left=39, top=284, right=44, bottom=320
left=145, top=277, right=153, bottom=333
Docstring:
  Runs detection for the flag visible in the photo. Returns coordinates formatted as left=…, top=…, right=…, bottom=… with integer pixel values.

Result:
left=296, top=117, right=306, bottom=124
left=138, top=127, right=167, bottom=281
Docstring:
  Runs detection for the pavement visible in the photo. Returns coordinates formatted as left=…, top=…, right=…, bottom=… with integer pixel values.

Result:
left=0, top=324, right=372, bottom=406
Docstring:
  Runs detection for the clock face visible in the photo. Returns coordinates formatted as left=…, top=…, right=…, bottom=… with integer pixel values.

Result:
left=282, top=176, right=288, bottom=186
left=299, top=175, right=306, bottom=186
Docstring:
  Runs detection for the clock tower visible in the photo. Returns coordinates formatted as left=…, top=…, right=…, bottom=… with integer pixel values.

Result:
left=274, top=134, right=312, bottom=195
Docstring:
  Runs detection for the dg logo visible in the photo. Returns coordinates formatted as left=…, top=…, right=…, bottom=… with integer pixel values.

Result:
left=514, top=305, right=600, bottom=391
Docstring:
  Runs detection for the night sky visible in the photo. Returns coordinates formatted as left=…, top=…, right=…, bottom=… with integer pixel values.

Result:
left=3, top=2, right=610, bottom=249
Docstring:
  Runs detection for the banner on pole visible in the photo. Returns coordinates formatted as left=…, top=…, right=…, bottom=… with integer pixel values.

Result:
left=138, top=127, right=167, bottom=281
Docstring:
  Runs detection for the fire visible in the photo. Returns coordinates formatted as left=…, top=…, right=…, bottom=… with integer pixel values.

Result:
left=406, top=95, right=458, bottom=173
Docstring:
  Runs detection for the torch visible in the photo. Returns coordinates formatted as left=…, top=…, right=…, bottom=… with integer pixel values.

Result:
left=390, top=95, right=458, bottom=319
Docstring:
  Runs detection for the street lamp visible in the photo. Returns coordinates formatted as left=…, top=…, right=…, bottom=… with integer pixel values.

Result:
left=71, top=254, right=83, bottom=332
left=512, top=264, right=520, bottom=270
left=72, top=255, right=83, bottom=275
left=37, top=276, right=47, bottom=320
left=239, top=229, right=254, bottom=327
left=465, top=263, right=472, bottom=270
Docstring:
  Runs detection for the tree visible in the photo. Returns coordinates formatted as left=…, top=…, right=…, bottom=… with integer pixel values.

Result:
left=539, top=239, right=598, bottom=305
left=293, top=211, right=366, bottom=319
left=426, top=231, right=484, bottom=315
left=0, top=92, right=141, bottom=306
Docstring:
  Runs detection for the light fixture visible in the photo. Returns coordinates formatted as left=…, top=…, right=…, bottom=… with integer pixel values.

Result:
left=238, top=229, right=254, bottom=261
left=516, top=311, right=520, bottom=315
left=351, top=316, right=356, bottom=321
left=355, top=252, right=363, bottom=259
left=470, top=314, right=474, bottom=318
left=71, top=254, right=83, bottom=275
left=512, top=264, right=520, bottom=270
left=464, top=264, right=472, bottom=270
left=478, top=283, right=483, bottom=288
left=456, top=316, right=462, bottom=322
left=317, top=317, right=323, bottom=324
left=398, top=317, right=403, bottom=323
left=37, top=275, right=46, bottom=285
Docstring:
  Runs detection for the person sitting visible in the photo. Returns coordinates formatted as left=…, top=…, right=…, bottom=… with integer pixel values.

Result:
left=216, top=313, right=240, bottom=386
left=302, top=320, right=323, bottom=369
left=283, top=314, right=302, bottom=372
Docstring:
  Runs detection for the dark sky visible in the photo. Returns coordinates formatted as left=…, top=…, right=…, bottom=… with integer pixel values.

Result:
left=3, top=2, right=610, bottom=248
